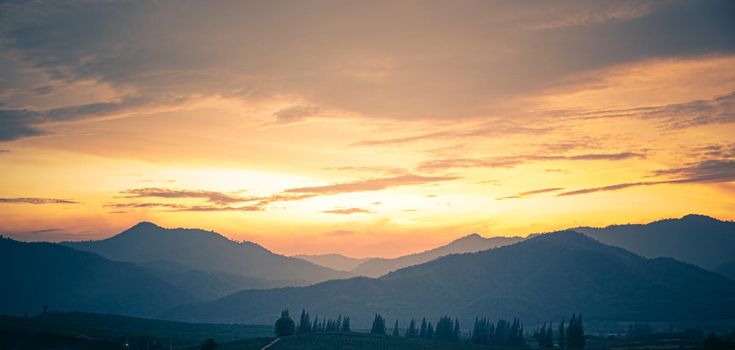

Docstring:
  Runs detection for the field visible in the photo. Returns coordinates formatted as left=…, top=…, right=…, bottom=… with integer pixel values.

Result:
left=0, top=312, right=272, bottom=349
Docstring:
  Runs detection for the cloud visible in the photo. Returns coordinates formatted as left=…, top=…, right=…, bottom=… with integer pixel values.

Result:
left=417, top=152, right=644, bottom=171
left=1, top=0, right=732, bottom=141
left=322, top=208, right=373, bottom=215
left=272, top=105, right=321, bottom=124
left=497, top=187, right=565, bottom=200
left=0, top=197, right=78, bottom=204
left=563, top=91, right=735, bottom=129
left=120, top=188, right=249, bottom=205
left=104, top=201, right=262, bottom=212
left=558, top=159, right=735, bottom=196
left=326, top=166, right=407, bottom=175
left=285, top=174, right=459, bottom=195
left=352, top=123, right=549, bottom=147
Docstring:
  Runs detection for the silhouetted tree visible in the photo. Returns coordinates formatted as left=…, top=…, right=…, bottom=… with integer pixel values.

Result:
left=298, top=309, right=311, bottom=333
left=341, top=316, right=351, bottom=332
left=435, top=316, right=459, bottom=342
left=558, top=320, right=566, bottom=348
left=567, top=313, right=585, bottom=349
left=420, top=318, right=428, bottom=338
left=392, top=320, right=400, bottom=336
left=406, top=319, right=418, bottom=338
left=535, top=322, right=553, bottom=348
left=275, top=309, right=295, bottom=337
left=200, top=338, right=217, bottom=350
left=370, top=314, right=386, bottom=334
left=427, top=322, right=434, bottom=339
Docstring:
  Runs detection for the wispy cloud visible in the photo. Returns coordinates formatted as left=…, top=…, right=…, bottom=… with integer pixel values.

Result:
left=417, top=152, right=644, bottom=171
left=558, top=159, right=735, bottom=196
left=285, top=174, right=459, bottom=194
left=497, top=187, right=564, bottom=200
left=271, top=105, right=322, bottom=124
left=0, top=197, right=78, bottom=204
left=120, top=188, right=250, bottom=205
left=322, top=208, right=373, bottom=215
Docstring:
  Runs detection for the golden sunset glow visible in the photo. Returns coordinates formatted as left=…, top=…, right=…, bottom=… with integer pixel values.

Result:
left=1, top=1, right=733, bottom=258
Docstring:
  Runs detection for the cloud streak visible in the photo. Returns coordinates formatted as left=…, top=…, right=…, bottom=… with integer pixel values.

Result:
left=497, top=187, right=565, bottom=200
left=0, top=197, right=78, bottom=204
left=322, top=208, right=373, bottom=215
left=558, top=159, right=735, bottom=196
left=285, top=174, right=459, bottom=195
left=418, top=152, right=644, bottom=171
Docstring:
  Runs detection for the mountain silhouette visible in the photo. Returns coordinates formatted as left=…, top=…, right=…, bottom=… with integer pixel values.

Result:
left=0, top=237, right=193, bottom=317
left=293, top=254, right=371, bottom=272
left=715, top=260, right=735, bottom=280
left=162, top=231, right=735, bottom=327
left=64, top=222, right=351, bottom=284
left=350, top=233, right=522, bottom=277
left=575, top=214, right=735, bottom=269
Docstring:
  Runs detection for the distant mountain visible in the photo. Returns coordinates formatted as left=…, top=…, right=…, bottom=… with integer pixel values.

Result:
left=138, top=260, right=296, bottom=300
left=293, top=254, right=371, bottom=272
left=715, top=260, right=735, bottom=280
left=0, top=237, right=193, bottom=317
left=65, top=222, right=351, bottom=284
left=574, top=214, right=735, bottom=269
left=162, top=231, right=735, bottom=327
left=351, top=233, right=523, bottom=277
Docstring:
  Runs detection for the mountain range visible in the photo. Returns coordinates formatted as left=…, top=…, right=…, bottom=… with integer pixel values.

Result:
left=2, top=214, right=734, bottom=327
left=349, top=233, right=523, bottom=277
left=575, top=214, right=735, bottom=269
left=293, top=254, right=371, bottom=272
left=162, top=230, right=735, bottom=327
left=0, top=237, right=193, bottom=317
left=64, top=222, right=351, bottom=286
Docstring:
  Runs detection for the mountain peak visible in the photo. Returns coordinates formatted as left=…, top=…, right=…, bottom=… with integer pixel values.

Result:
left=454, top=233, right=484, bottom=242
left=130, top=221, right=162, bottom=230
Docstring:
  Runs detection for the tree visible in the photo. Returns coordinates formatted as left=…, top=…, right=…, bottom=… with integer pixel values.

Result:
left=341, top=316, right=351, bottom=332
left=420, top=318, right=428, bottom=338
left=427, top=322, right=434, bottom=339
left=392, top=320, right=400, bottom=336
left=406, top=319, right=418, bottom=338
left=558, top=320, right=566, bottom=348
left=200, top=338, right=217, bottom=350
left=275, top=309, right=295, bottom=337
left=435, top=316, right=458, bottom=342
left=453, top=318, right=461, bottom=341
left=567, top=313, right=585, bottom=349
left=371, top=313, right=386, bottom=334
left=298, top=309, right=311, bottom=334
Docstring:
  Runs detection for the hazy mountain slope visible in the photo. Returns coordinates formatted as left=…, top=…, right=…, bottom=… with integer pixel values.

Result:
left=574, top=214, right=735, bottom=269
left=351, top=233, right=522, bottom=277
left=293, top=254, right=371, bottom=272
left=65, top=222, right=351, bottom=283
left=715, top=260, right=735, bottom=280
left=0, top=237, right=193, bottom=317
left=139, top=260, right=298, bottom=301
left=163, top=231, right=735, bottom=327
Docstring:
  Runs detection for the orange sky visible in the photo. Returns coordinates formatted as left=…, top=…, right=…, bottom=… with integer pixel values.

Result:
left=1, top=1, right=734, bottom=258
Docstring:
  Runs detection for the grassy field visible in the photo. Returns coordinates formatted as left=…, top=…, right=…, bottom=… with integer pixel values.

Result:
left=0, top=312, right=272, bottom=349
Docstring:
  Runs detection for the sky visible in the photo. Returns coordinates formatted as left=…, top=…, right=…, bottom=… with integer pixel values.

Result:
left=0, top=0, right=734, bottom=258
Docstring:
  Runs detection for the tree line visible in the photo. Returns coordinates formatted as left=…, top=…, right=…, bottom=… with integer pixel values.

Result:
left=531, top=313, right=585, bottom=349
left=275, top=309, right=587, bottom=348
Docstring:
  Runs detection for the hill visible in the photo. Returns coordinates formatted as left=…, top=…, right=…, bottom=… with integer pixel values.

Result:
left=715, top=260, right=735, bottom=280
left=293, top=254, right=371, bottom=272
left=575, top=214, right=735, bottom=269
left=351, top=233, right=522, bottom=277
left=65, top=222, right=351, bottom=284
left=163, top=231, right=735, bottom=327
left=0, top=237, right=193, bottom=317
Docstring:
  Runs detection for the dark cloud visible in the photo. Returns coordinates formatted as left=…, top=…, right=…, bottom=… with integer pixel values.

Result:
left=417, top=152, right=644, bottom=171
left=322, top=208, right=373, bottom=215
left=0, top=109, right=45, bottom=141
left=497, top=187, right=565, bottom=200
left=285, top=174, right=459, bottom=195
left=558, top=159, right=735, bottom=196
left=1, top=0, right=731, bottom=140
left=0, top=197, right=78, bottom=204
